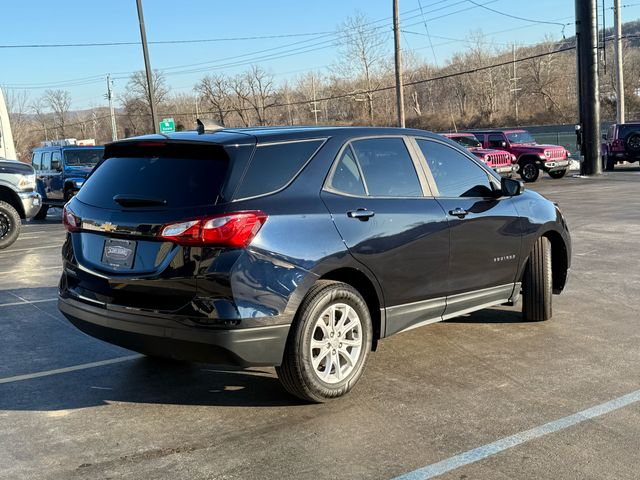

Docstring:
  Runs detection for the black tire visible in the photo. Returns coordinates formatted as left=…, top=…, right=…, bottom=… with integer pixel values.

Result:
left=33, top=204, right=49, bottom=220
left=276, top=280, right=373, bottom=403
left=0, top=200, right=21, bottom=250
left=604, top=154, right=615, bottom=171
left=548, top=168, right=568, bottom=179
left=624, top=131, right=640, bottom=155
left=519, top=159, right=540, bottom=183
left=522, top=236, right=552, bottom=322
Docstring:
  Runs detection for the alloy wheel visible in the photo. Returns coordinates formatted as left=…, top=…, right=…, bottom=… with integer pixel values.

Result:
left=309, top=303, right=363, bottom=384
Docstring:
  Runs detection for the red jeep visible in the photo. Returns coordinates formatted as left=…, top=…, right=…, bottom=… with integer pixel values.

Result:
left=601, top=122, right=640, bottom=171
left=472, top=129, right=571, bottom=182
left=441, top=133, right=518, bottom=176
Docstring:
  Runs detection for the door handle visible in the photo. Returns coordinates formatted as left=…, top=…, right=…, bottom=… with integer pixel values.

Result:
left=347, top=209, right=375, bottom=220
left=448, top=207, right=468, bottom=218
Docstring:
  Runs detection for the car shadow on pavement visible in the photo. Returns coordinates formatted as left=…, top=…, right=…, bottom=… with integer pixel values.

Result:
left=445, top=307, right=527, bottom=324
left=0, top=356, right=306, bottom=411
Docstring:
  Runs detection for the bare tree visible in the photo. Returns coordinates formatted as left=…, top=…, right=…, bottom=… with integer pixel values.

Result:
left=244, top=66, right=275, bottom=126
left=43, top=89, right=71, bottom=137
left=336, top=12, right=388, bottom=124
left=228, top=75, right=252, bottom=127
left=196, top=73, right=231, bottom=125
left=126, top=70, right=168, bottom=111
left=5, top=89, right=31, bottom=160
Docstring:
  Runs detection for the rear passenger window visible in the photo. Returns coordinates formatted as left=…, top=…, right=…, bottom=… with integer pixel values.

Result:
left=351, top=138, right=422, bottom=197
left=235, top=139, right=324, bottom=199
left=329, top=147, right=366, bottom=196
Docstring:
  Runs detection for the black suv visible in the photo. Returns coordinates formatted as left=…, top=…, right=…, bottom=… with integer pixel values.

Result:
left=58, top=126, right=571, bottom=402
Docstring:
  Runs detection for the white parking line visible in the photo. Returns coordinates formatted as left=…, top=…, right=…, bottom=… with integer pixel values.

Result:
left=0, top=266, right=60, bottom=276
left=0, top=244, right=63, bottom=254
left=391, top=389, right=640, bottom=480
left=0, top=298, right=58, bottom=308
left=0, top=355, right=143, bottom=385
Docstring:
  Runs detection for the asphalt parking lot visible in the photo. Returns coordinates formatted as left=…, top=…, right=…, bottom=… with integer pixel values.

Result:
left=1, top=167, right=639, bottom=480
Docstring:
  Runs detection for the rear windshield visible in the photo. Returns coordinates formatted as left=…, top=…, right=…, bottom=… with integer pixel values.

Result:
left=76, top=156, right=228, bottom=209
left=64, top=148, right=104, bottom=167
left=234, top=139, right=324, bottom=199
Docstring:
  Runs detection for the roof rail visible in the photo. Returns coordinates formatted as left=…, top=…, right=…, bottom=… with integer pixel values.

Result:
left=196, top=119, right=224, bottom=135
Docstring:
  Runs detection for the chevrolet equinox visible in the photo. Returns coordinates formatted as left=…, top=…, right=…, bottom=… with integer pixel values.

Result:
left=58, top=126, right=571, bottom=402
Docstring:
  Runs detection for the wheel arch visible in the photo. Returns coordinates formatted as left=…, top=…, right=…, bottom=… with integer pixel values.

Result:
left=0, top=185, right=25, bottom=218
left=519, top=230, right=569, bottom=295
left=543, top=230, right=569, bottom=294
left=319, top=267, right=384, bottom=348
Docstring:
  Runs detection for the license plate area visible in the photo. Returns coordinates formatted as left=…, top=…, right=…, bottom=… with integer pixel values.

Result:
left=101, top=238, right=137, bottom=269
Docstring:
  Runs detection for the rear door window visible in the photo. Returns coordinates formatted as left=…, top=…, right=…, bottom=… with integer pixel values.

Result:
left=234, top=139, right=324, bottom=199
left=77, top=155, right=229, bottom=209
left=350, top=137, right=422, bottom=197
left=329, top=146, right=366, bottom=196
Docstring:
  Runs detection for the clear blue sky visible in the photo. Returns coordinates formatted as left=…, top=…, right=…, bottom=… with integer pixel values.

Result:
left=1, top=0, right=638, bottom=111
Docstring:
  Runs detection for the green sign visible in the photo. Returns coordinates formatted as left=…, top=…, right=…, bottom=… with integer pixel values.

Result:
left=159, top=118, right=175, bottom=133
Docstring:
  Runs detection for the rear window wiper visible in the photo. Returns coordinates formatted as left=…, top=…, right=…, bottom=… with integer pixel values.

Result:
left=113, top=194, right=168, bottom=207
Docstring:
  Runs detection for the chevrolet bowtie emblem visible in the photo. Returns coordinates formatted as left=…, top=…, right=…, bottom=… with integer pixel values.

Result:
left=100, top=222, right=117, bottom=233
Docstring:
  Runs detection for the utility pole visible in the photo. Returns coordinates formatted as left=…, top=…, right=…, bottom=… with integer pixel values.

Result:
left=614, top=0, right=625, bottom=123
left=310, top=75, right=320, bottom=125
left=393, top=0, right=405, bottom=128
left=106, top=75, right=117, bottom=141
left=136, top=0, right=159, bottom=134
left=510, top=45, right=521, bottom=124
left=575, top=0, right=601, bottom=175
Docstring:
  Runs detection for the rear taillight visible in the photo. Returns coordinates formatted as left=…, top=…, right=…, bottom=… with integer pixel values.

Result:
left=159, top=211, right=267, bottom=248
left=62, top=205, right=81, bottom=232
left=612, top=139, right=624, bottom=149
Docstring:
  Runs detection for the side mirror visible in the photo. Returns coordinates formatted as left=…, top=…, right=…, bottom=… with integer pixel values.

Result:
left=501, top=177, right=524, bottom=197
left=501, top=141, right=507, bottom=148
left=51, top=160, right=62, bottom=171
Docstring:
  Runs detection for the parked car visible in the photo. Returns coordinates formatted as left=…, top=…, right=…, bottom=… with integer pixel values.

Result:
left=31, top=140, right=104, bottom=219
left=441, top=133, right=518, bottom=176
left=601, top=122, right=640, bottom=171
left=472, top=129, right=571, bottom=182
left=58, top=126, right=571, bottom=402
left=0, top=157, right=41, bottom=249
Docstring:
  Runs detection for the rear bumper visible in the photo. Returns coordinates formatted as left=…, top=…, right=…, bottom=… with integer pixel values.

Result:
left=58, top=296, right=291, bottom=367
left=18, top=191, right=42, bottom=219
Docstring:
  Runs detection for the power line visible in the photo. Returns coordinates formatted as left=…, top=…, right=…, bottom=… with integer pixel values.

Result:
left=466, top=0, right=569, bottom=36
left=0, top=31, right=335, bottom=49
left=4, top=0, right=493, bottom=89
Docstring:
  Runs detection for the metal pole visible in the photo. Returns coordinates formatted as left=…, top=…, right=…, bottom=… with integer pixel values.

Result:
left=311, top=75, right=319, bottom=125
left=511, top=44, right=521, bottom=124
left=393, top=0, right=405, bottom=128
left=614, top=0, right=625, bottom=123
left=576, top=0, right=601, bottom=175
left=136, top=0, right=159, bottom=134
left=107, top=75, right=118, bottom=141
